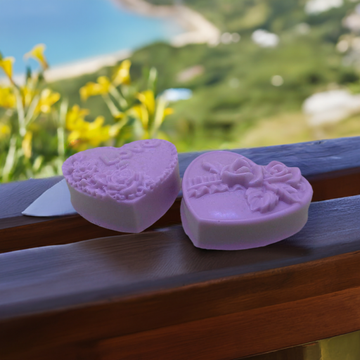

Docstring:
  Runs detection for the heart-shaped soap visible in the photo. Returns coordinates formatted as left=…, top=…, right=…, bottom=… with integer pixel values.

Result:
left=181, top=151, right=313, bottom=250
left=62, top=139, right=180, bottom=233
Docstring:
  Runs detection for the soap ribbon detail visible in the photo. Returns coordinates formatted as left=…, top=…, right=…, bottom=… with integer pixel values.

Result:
left=188, top=156, right=305, bottom=213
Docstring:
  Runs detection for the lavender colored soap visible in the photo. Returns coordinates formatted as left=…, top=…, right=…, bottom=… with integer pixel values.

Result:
left=62, top=139, right=180, bottom=233
left=181, top=151, right=313, bottom=250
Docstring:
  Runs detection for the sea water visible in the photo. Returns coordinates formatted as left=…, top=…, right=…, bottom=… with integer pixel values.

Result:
left=0, top=0, right=183, bottom=73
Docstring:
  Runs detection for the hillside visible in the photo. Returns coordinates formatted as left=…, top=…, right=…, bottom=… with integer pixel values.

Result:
left=50, top=0, right=360, bottom=151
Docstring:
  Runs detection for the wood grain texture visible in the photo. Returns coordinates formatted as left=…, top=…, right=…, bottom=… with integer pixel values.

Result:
left=2, top=136, right=360, bottom=221
left=179, top=136, right=360, bottom=180
left=2, top=194, right=360, bottom=358
left=91, top=287, right=360, bottom=360
left=2, top=172, right=360, bottom=253
left=1, top=253, right=360, bottom=359
left=0, top=199, right=181, bottom=253
left=2, top=194, right=360, bottom=318
left=242, top=342, right=321, bottom=360
left=2, top=137, right=360, bottom=359
left=1, top=137, right=360, bottom=253
left=0, top=176, right=63, bottom=219
left=0, top=341, right=321, bottom=360
left=310, top=171, right=360, bottom=201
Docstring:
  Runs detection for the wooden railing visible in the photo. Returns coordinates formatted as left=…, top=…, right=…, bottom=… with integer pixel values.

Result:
left=1, top=136, right=360, bottom=360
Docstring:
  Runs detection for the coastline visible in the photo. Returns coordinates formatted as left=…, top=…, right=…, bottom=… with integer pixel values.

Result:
left=2, top=50, right=132, bottom=86
left=45, top=49, right=132, bottom=83
left=114, top=0, right=220, bottom=47
left=3, top=1, right=220, bottom=84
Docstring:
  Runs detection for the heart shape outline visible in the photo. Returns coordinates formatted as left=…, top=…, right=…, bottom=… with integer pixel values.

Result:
left=181, top=151, right=313, bottom=250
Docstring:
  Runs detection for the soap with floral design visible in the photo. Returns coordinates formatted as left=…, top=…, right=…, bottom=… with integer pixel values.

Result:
left=62, top=139, right=180, bottom=233
left=181, top=151, right=313, bottom=250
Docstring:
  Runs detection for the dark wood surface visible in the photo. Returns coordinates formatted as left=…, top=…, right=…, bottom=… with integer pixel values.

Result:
left=1, top=136, right=360, bottom=359
left=2, top=193, right=360, bottom=318
left=2, top=136, right=360, bottom=220
left=1, top=136, right=360, bottom=254
left=178, top=136, right=360, bottom=180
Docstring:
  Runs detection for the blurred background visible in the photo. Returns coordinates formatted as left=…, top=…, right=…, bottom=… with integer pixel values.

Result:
left=1, top=0, right=360, bottom=182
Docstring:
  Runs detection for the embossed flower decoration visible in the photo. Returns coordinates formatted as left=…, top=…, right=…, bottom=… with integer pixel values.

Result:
left=106, top=169, right=135, bottom=186
left=70, top=160, right=97, bottom=182
left=245, top=187, right=279, bottom=213
left=95, top=169, right=154, bottom=200
left=264, top=161, right=303, bottom=204
left=221, top=157, right=263, bottom=188
left=264, top=161, right=301, bottom=187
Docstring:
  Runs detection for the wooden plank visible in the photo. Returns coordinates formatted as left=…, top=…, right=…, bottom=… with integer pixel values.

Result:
left=1, top=137, right=360, bottom=358
left=179, top=136, right=360, bottom=180
left=1, top=137, right=360, bottom=253
left=2, top=194, right=360, bottom=317
left=310, top=171, right=360, bottom=201
left=0, top=176, right=63, bottom=220
left=0, top=199, right=181, bottom=253
left=241, top=342, right=321, bottom=360
left=0, top=340, right=321, bottom=360
left=1, top=194, right=360, bottom=358
left=1, top=136, right=360, bottom=223
left=89, top=287, right=360, bottom=360
left=1, top=171, right=360, bottom=253
left=3, top=137, right=358, bottom=228
left=0, top=343, right=90, bottom=360
left=1, top=255, right=360, bottom=359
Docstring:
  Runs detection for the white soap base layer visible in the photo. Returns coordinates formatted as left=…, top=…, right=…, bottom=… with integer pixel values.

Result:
left=67, top=164, right=181, bottom=233
left=180, top=198, right=311, bottom=250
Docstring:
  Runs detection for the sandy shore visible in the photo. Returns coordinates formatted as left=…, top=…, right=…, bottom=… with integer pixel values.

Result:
left=44, top=1, right=220, bottom=81
left=115, top=0, right=220, bottom=47
left=0, top=50, right=132, bottom=85
left=45, top=49, right=131, bottom=82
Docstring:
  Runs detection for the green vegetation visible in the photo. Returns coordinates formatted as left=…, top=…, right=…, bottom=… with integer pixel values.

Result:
left=0, top=48, right=172, bottom=182
left=48, top=0, right=360, bottom=152
left=2, top=0, right=360, bottom=181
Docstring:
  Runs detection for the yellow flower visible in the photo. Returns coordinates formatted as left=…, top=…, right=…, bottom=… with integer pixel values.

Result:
left=20, top=84, right=35, bottom=108
left=86, top=116, right=111, bottom=146
left=0, top=57, right=15, bottom=82
left=24, top=44, right=49, bottom=70
left=35, top=89, right=60, bottom=114
left=164, top=107, right=174, bottom=116
left=22, top=131, right=33, bottom=158
left=112, top=59, right=131, bottom=86
left=0, top=87, right=16, bottom=108
left=130, top=90, right=173, bottom=134
left=80, top=76, right=111, bottom=101
left=0, top=123, right=11, bottom=139
left=66, top=106, right=111, bottom=150
left=137, top=90, right=155, bottom=115
left=97, top=76, right=111, bottom=93
left=80, top=82, right=101, bottom=101
left=128, top=104, right=149, bottom=129
left=66, top=105, right=89, bottom=131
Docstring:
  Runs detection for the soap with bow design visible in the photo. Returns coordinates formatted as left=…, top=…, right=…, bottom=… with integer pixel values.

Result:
left=62, top=139, right=180, bottom=233
left=180, top=151, right=313, bottom=250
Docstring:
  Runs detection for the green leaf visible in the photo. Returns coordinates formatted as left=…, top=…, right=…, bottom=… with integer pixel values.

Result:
left=26, top=66, right=32, bottom=81
left=148, top=67, right=158, bottom=92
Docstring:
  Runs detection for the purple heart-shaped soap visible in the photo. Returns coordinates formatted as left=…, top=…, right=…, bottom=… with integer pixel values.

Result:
left=62, top=139, right=180, bottom=233
left=181, top=151, right=313, bottom=250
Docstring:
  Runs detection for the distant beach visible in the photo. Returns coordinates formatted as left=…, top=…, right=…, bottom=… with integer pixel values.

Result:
left=115, top=0, right=220, bottom=47
left=1, top=0, right=220, bottom=84
left=45, top=49, right=132, bottom=82
left=44, top=0, right=220, bottom=82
